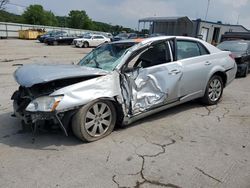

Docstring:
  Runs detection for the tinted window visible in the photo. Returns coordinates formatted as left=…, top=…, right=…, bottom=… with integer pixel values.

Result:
left=128, top=42, right=171, bottom=68
left=177, top=41, right=201, bottom=60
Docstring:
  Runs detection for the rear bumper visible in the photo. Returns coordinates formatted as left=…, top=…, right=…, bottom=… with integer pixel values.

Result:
left=225, top=63, right=237, bottom=86
left=236, top=63, right=248, bottom=75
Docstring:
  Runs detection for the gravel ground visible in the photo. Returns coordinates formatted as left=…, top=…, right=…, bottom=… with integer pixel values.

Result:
left=0, top=39, right=249, bottom=188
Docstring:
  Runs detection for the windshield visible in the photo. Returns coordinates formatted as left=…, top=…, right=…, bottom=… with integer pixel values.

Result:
left=217, top=41, right=248, bottom=52
left=78, top=42, right=136, bottom=71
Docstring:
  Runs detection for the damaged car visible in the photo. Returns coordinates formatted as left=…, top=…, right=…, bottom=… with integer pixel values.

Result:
left=12, top=36, right=237, bottom=142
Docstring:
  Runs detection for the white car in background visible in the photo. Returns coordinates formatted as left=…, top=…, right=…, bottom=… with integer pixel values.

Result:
left=74, top=34, right=110, bottom=48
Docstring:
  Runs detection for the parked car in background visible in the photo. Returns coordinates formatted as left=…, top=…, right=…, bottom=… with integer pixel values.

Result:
left=103, top=32, right=113, bottom=40
left=38, top=31, right=67, bottom=43
left=74, top=34, right=110, bottom=48
left=217, top=40, right=250, bottom=77
left=45, top=33, right=78, bottom=45
left=220, top=32, right=250, bottom=42
left=12, top=36, right=236, bottom=142
left=113, top=33, right=129, bottom=41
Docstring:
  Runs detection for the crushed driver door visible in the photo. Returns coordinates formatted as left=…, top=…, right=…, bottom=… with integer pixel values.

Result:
left=121, top=39, right=183, bottom=115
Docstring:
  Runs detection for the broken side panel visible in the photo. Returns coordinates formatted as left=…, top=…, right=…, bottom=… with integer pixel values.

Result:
left=121, top=63, right=183, bottom=116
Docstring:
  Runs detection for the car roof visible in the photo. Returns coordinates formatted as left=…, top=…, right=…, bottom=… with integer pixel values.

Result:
left=110, top=36, right=220, bottom=54
left=111, top=36, right=205, bottom=45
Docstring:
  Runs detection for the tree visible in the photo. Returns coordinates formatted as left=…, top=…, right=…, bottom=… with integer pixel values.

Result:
left=68, top=10, right=93, bottom=29
left=44, top=11, right=58, bottom=26
left=22, top=4, right=58, bottom=26
left=0, top=0, right=9, bottom=10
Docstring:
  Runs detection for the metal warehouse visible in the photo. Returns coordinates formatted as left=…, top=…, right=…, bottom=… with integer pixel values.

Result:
left=138, top=16, right=249, bottom=44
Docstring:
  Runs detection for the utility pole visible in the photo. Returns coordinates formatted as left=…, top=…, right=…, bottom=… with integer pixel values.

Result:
left=237, top=14, right=240, bottom=25
left=205, top=0, right=211, bottom=21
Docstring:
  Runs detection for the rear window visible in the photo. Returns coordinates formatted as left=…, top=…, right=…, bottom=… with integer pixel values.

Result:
left=217, top=41, right=248, bottom=52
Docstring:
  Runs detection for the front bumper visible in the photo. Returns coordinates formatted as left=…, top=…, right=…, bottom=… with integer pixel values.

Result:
left=12, top=97, right=75, bottom=136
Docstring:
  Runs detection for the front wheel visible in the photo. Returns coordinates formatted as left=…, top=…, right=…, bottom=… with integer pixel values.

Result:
left=201, top=75, right=224, bottom=105
left=72, top=100, right=116, bottom=142
left=83, top=42, right=89, bottom=48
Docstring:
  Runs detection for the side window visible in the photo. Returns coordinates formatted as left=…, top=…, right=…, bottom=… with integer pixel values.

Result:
left=94, top=36, right=104, bottom=39
left=127, top=42, right=171, bottom=69
left=177, top=41, right=206, bottom=60
left=197, top=42, right=210, bottom=55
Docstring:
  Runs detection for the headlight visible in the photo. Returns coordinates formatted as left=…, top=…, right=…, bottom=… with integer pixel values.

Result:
left=26, top=95, right=63, bottom=112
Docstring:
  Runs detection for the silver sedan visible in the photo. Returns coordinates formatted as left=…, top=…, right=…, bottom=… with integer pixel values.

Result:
left=12, top=36, right=237, bottom=142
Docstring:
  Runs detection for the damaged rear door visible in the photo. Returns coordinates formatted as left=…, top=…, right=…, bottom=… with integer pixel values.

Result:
left=121, top=39, right=183, bottom=115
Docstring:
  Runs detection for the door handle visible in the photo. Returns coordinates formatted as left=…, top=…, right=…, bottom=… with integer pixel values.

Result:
left=169, top=69, right=181, bottom=74
left=205, top=61, right=211, bottom=65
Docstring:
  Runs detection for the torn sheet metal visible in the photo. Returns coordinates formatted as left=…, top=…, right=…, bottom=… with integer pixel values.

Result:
left=51, top=71, right=121, bottom=111
left=121, top=65, right=182, bottom=115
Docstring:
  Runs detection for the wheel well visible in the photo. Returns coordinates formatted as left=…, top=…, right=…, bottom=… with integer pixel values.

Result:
left=110, top=100, right=124, bottom=127
left=213, top=72, right=227, bottom=87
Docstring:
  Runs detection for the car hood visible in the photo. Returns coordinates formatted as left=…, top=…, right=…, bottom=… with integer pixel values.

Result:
left=14, top=63, right=109, bottom=87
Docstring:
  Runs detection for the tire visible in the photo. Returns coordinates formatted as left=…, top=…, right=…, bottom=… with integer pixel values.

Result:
left=201, top=75, right=224, bottom=105
left=53, top=41, right=58, bottom=46
left=83, top=42, right=89, bottom=48
left=243, top=64, right=249, bottom=77
left=72, top=100, right=116, bottom=142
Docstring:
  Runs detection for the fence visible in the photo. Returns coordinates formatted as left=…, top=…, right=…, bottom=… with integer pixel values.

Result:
left=0, top=22, right=105, bottom=38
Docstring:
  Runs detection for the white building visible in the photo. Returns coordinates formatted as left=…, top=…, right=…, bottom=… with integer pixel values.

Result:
left=138, top=17, right=249, bottom=44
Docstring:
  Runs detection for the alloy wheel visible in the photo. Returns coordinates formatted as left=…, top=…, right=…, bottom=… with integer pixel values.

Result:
left=84, top=102, right=112, bottom=137
left=208, top=78, right=222, bottom=102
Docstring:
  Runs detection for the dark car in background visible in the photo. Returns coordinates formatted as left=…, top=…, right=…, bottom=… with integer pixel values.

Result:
left=217, top=40, right=250, bottom=77
left=112, top=33, right=129, bottom=41
left=220, top=32, right=250, bottom=42
left=44, top=33, right=78, bottom=45
left=38, top=31, right=67, bottom=43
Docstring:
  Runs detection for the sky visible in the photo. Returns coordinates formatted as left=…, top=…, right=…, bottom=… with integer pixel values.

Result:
left=5, top=0, right=250, bottom=30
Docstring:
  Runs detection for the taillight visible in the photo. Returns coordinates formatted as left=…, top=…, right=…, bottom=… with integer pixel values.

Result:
left=229, top=53, right=235, bottom=60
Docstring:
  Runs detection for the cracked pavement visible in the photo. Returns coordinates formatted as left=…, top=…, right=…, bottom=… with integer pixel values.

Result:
left=0, top=39, right=250, bottom=188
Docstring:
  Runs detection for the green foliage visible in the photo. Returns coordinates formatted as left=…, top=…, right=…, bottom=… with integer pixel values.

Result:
left=56, top=16, right=68, bottom=27
left=22, top=4, right=57, bottom=26
left=67, top=10, right=93, bottom=30
left=0, top=4, right=135, bottom=33
left=0, top=10, right=23, bottom=23
left=45, top=11, right=58, bottom=26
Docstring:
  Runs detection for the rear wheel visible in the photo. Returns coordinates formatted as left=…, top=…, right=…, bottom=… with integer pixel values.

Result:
left=72, top=100, right=116, bottom=142
left=243, top=64, right=249, bottom=77
left=201, top=75, right=223, bottom=105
